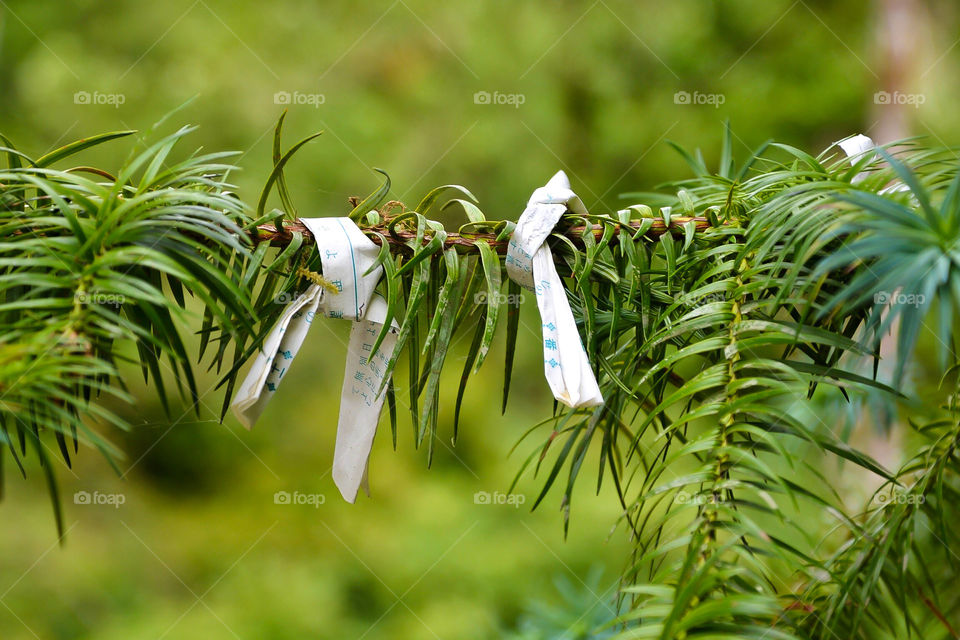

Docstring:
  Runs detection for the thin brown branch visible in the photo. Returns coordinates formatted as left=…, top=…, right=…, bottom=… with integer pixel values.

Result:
left=252, top=216, right=712, bottom=254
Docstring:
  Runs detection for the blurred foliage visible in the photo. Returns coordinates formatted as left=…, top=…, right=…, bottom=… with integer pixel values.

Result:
left=505, top=567, right=621, bottom=639
left=1, top=0, right=958, bottom=221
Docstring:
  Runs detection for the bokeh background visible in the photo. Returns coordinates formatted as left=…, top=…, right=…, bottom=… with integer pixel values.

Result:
left=1, top=0, right=959, bottom=638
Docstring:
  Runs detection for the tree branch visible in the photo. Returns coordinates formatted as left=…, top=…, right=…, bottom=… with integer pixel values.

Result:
left=253, top=216, right=712, bottom=254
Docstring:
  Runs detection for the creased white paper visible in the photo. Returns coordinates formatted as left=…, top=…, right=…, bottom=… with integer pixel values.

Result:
left=837, top=134, right=908, bottom=196
left=838, top=134, right=876, bottom=184
left=838, top=134, right=876, bottom=160
left=333, top=294, right=397, bottom=501
left=231, top=284, right=324, bottom=429
left=230, top=216, right=398, bottom=503
left=300, top=217, right=382, bottom=321
left=505, top=171, right=603, bottom=408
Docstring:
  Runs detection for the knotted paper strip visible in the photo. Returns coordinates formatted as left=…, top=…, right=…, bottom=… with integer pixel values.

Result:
left=838, top=134, right=876, bottom=184
left=837, top=133, right=908, bottom=197
left=838, top=133, right=875, bottom=160
left=231, top=284, right=324, bottom=429
left=230, top=216, right=398, bottom=503
left=505, top=170, right=603, bottom=408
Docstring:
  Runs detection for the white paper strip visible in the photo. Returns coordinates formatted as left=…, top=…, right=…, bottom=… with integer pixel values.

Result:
left=838, top=134, right=875, bottom=159
left=838, top=134, right=876, bottom=184
left=837, top=134, right=908, bottom=197
left=505, top=171, right=603, bottom=408
left=300, top=217, right=383, bottom=321
left=231, top=284, right=324, bottom=429
left=230, top=216, right=398, bottom=503
left=333, top=294, right=397, bottom=501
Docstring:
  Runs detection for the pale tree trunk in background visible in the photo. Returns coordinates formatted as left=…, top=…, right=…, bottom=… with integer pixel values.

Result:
left=872, top=0, right=925, bottom=142
left=847, top=0, right=927, bottom=500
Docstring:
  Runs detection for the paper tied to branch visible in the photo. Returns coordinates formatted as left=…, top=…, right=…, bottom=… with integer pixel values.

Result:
left=230, top=283, right=324, bottom=429
left=505, top=170, right=603, bottom=408
left=838, top=134, right=876, bottom=184
left=838, top=133, right=876, bottom=160
left=838, top=134, right=909, bottom=196
left=230, top=216, right=398, bottom=503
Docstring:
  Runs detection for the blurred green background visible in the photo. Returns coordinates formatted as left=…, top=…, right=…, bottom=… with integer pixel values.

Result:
left=1, top=0, right=959, bottom=637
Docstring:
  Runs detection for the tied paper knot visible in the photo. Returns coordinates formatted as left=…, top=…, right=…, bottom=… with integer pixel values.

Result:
left=838, top=133, right=875, bottom=160
left=505, top=170, right=603, bottom=408
left=838, top=134, right=875, bottom=184
left=231, top=217, right=398, bottom=503
left=837, top=133, right=908, bottom=196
